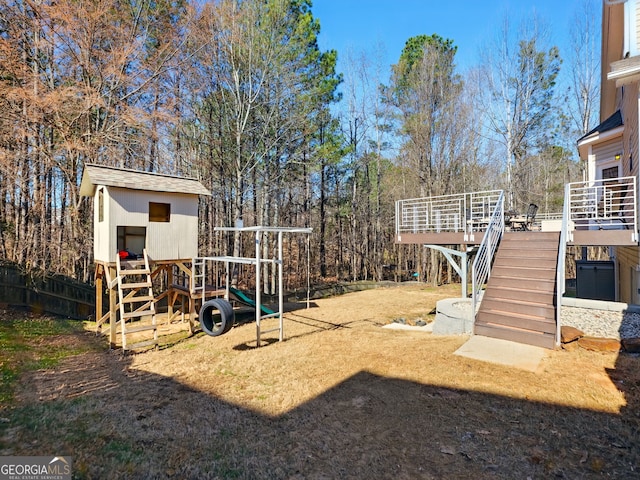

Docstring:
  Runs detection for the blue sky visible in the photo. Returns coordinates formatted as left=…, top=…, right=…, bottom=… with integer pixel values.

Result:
left=311, top=0, right=590, bottom=74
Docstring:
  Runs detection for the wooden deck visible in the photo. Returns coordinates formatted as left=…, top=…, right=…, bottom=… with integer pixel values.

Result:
left=396, top=231, right=485, bottom=245
left=397, top=226, right=638, bottom=248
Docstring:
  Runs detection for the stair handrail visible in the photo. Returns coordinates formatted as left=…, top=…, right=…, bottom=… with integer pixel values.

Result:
left=556, top=185, right=570, bottom=347
left=471, top=191, right=505, bottom=321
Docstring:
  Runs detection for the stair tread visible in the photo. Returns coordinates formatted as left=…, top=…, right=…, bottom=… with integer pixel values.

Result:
left=122, top=310, right=155, bottom=320
left=119, top=269, right=151, bottom=275
left=481, top=297, right=553, bottom=308
left=123, top=324, right=158, bottom=333
left=121, top=296, right=154, bottom=303
left=474, top=324, right=556, bottom=349
left=489, top=274, right=555, bottom=282
left=478, top=308, right=553, bottom=321
left=120, top=282, right=152, bottom=289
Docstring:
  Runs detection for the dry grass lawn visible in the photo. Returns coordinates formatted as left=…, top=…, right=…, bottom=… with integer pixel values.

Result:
left=2, top=283, right=640, bottom=479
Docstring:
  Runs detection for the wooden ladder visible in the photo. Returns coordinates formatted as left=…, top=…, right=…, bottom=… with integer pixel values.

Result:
left=116, top=249, right=158, bottom=351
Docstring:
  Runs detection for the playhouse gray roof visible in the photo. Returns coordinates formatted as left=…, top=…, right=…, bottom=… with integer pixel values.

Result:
left=79, top=163, right=210, bottom=197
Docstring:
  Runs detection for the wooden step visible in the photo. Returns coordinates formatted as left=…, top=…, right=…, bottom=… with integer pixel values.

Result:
left=487, top=275, right=555, bottom=291
left=499, top=240, right=559, bottom=251
left=479, top=298, right=554, bottom=319
left=490, top=265, right=555, bottom=280
left=120, top=281, right=152, bottom=290
left=503, top=231, right=560, bottom=242
left=119, top=268, right=151, bottom=275
left=123, top=323, right=157, bottom=334
left=119, top=259, right=147, bottom=268
left=482, top=286, right=554, bottom=304
left=121, top=295, right=154, bottom=304
left=496, top=246, right=558, bottom=259
left=475, top=324, right=557, bottom=349
left=122, top=309, right=155, bottom=320
left=476, top=310, right=555, bottom=333
left=492, top=256, right=557, bottom=269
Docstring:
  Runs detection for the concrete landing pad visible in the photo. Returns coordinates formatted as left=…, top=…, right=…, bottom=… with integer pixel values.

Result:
left=454, top=335, right=547, bottom=372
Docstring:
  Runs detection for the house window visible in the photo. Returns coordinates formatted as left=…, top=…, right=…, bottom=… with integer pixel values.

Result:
left=602, top=166, right=619, bottom=180
left=98, top=188, right=104, bottom=222
left=149, top=202, right=170, bottom=222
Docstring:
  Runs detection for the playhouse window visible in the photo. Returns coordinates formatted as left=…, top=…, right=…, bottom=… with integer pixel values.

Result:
left=98, top=188, right=104, bottom=222
left=149, top=202, right=170, bottom=222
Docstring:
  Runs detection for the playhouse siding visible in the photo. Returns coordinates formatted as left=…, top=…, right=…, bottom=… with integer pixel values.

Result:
left=97, top=187, right=200, bottom=263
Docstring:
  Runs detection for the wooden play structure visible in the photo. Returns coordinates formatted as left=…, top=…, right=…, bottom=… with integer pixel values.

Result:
left=195, top=225, right=312, bottom=347
left=80, top=163, right=311, bottom=351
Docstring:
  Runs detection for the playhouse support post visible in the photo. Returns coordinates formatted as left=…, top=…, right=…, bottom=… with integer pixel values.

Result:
left=167, top=265, right=174, bottom=325
left=109, top=265, right=118, bottom=348
left=95, top=269, right=103, bottom=327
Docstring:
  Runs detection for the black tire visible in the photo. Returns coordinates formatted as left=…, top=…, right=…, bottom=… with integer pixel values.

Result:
left=199, top=299, right=234, bottom=336
left=221, top=299, right=235, bottom=333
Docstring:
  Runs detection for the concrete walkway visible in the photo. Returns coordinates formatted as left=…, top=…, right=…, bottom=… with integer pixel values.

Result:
left=454, top=335, right=547, bottom=372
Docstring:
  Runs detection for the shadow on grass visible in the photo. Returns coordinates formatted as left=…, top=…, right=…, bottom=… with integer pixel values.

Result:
left=1, top=338, right=639, bottom=479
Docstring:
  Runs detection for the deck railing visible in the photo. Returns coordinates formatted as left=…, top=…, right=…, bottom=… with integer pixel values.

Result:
left=566, top=176, right=638, bottom=241
left=471, top=191, right=505, bottom=319
left=555, top=185, right=571, bottom=347
left=395, top=190, right=503, bottom=235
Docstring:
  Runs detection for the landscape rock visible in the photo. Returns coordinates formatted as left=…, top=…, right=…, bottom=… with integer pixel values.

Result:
left=621, top=337, right=640, bottom=353
left=577, top=336, right=621, bottom=352
left=561, top=340, right=580, bottom=351
left=561, top=325, right=584, bottom=343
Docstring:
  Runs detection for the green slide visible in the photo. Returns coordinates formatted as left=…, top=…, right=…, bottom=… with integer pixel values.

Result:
left=228, top=287, right=275, bottom=315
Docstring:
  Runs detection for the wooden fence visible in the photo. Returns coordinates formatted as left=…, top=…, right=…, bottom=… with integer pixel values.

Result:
left=0, top=262, right=95, bottom=319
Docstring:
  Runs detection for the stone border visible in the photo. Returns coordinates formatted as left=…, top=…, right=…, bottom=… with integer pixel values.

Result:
left=561, top=296, right=640, bottom=313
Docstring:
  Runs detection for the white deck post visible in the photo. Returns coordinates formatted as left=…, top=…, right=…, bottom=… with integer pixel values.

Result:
left=255, top=229, right=262, bottom=347
left=278, top=231, right=284, bottom=341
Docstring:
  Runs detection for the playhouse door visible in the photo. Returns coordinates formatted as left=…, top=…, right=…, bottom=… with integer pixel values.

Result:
left=117, top=226, right=146, bottom=256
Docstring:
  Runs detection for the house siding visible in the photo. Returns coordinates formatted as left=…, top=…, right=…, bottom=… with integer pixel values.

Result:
left=619, top=81, right=639, bottom=179
left=616, top=245, right=640, bottom=303
left=593, top=138, right=624, bottom=162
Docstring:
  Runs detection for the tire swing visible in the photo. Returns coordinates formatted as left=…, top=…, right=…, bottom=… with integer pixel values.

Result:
left=199, top=298, right=235, bottom=336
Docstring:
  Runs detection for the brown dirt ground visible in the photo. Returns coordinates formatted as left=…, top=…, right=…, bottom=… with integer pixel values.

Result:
left=3, top=283, right=640, bottom=479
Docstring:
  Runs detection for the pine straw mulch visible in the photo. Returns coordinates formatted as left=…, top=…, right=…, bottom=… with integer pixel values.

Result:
left=2, top=283, right=640, bottom=479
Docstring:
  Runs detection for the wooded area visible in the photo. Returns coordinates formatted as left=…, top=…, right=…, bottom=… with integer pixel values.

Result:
left=0, top=0, right=598, bottom=287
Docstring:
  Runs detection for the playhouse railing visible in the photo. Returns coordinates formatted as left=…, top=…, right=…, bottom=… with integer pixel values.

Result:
left=471, top=191, right=505, bottom=319
left=395, top=190, right=503, bottom=236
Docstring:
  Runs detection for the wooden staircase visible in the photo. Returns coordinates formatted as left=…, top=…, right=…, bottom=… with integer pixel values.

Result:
left=116, top=249, right=158, bottom=351
left=475, top=231, right=560, bottom=349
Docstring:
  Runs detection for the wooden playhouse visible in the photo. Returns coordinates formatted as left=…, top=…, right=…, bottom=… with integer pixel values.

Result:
left=80, top=163, right=212, bottom=350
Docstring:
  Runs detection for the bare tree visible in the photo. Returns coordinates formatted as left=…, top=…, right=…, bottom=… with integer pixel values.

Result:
left=477, top=13, right=561, bottom=211
left=567, top=0, right=601, bottom=136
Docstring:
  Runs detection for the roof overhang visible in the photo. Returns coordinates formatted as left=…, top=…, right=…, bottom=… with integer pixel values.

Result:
left=79, top=163, right=211, bottom=197
left=608, top=56, right=640, bottom=86
left=577, top=126, right=624, bottom=159
left=577, top=110, right=624, bottom=160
